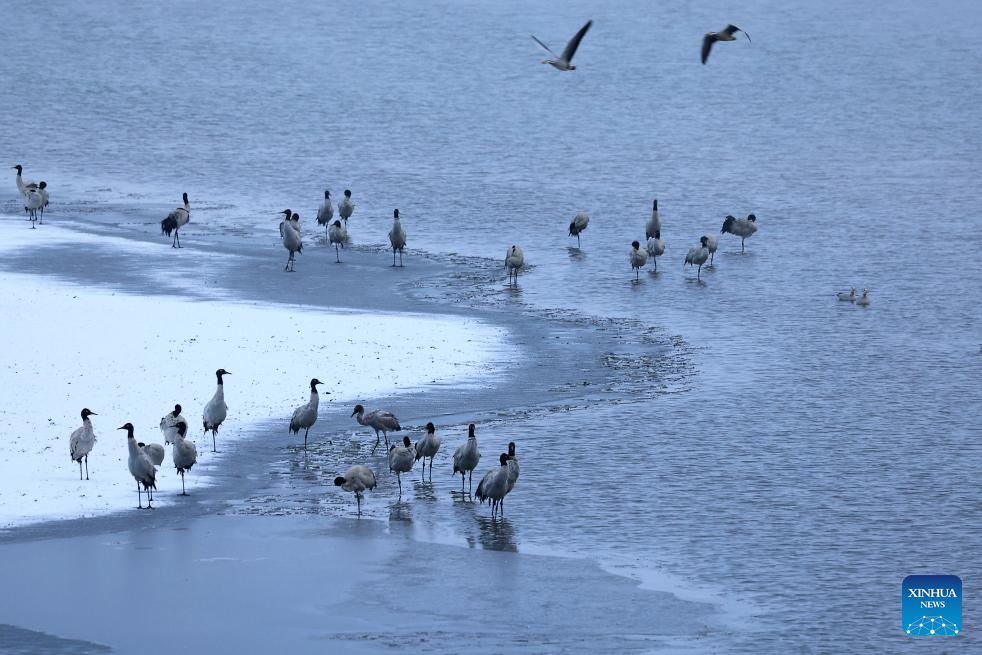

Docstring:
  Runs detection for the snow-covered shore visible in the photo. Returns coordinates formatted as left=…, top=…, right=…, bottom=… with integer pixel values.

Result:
left=0, top=219, right=509, bottom=528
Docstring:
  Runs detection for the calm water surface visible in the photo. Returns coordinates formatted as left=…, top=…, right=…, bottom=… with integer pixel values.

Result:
left=2, top=0, right=981, bottom=652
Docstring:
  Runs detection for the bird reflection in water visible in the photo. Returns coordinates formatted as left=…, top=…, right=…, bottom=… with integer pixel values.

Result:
left=476, top=516, right=518, bottom=552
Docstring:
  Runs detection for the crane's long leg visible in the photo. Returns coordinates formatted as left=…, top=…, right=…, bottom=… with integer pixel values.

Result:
left=78, top=460, right=83, bottom=480
left=136, top=481, right=143, bottom=509
left=460, top=472, right=465, bottom=493
left=741, top=238, right=745, bottom=252
left=372, top=432, right=380, bottom=454
left=181, top=470, right=188, bottom=496
left=85, top=456, right=89, bottom=481
left=397, top=473, right=402, bottom=498
left=399, top=250, right=404, bottom=267
left=212, top=432, right=217, bottom=453
left=335, top=244, right=340, bottom=263
left=304, top=427, right=309, bottom=450
left=146, top=485, right=154, bottom=509
left=356, top=492, right=362, bottom=515
left=468, top=470, right=473, bottom=494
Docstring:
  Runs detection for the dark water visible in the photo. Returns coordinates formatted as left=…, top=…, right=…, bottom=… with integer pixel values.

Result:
left=2, top=0, right=981, bottom=652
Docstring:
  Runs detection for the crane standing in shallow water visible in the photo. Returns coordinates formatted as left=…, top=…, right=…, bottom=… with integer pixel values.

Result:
left=316, top=190, right=334, bottom=228
left=289, top=378, right=324, bottom=449
left=388, top=209, right=407, bottom=267
left=414, top=422, right=441, bottom=481
left=452, top=423, right=481, bottom=495
left=568, top=212, right=589, bottom=247
left=352, top=404, right=402, bottom=453
left=389, top=436, right=415, bottom=497
left=335, top=465, right=376, bottom=515
left=685, top=236, right=710, bottom=280
left=630, top=241, right=648, bottom=280
left=720, top=214, right=758, bottom=252
left=160, top=193, right=190, bottom=248
left=504, top=245, right=524, bottom=285
left=475, top=453, right=511, bottom=519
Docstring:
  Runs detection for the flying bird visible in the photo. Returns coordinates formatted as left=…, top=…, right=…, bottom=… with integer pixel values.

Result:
left=702, top=24, right=751, bottom=64
left=531, top=20, right=592, bottom=71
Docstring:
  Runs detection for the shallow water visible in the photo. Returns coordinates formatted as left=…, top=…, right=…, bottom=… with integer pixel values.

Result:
left=2, top=0, right=981, bottom=652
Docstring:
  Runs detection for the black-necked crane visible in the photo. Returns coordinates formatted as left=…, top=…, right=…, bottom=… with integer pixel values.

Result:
left=453, top=423, right=481, bottom=494
left=701, top=24, right=751, bottom=64
left=289, top=378, right=324, bottom=449
left=389, top=436, right=415, bottom=497
left=630, top=241, right=648, bottom=280
left=388, top=209, right=407, bottom=267
left=568, top=212, right=589, bottom=247
left=160, top=193, right=190, bottom=248
left=505, top=245, right=524, bottom=285
left=202, top=368, right=230, bottom=452
left=414, top=422, right=441, bottom=481
left=334, top=465, right=376, bottom=515
left=352, top=404, right=402, bottom=453
left=69, top=408, right=97, bottom=481
left=685, top=236, right=710, bottom=279
left=120, top=423, right=156, bottom=509
left=721, top=214, right=758, bottom=252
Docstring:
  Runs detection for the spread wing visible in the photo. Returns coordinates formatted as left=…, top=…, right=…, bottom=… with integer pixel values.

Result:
left=724, top=24, right=750, bottom=41
left=701, top=34, right=716, bottom=64
left=561, top=19, right=592, bottom=63
left=530, top=34, right=557, bottom=59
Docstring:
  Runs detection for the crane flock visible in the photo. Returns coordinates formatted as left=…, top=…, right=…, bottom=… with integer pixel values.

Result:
left=25, top=15, right=870, bottom=527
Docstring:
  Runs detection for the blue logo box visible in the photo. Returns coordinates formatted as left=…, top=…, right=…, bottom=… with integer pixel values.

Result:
left=903, top=575, right=962, bottom=635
